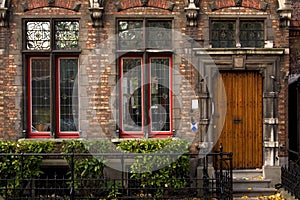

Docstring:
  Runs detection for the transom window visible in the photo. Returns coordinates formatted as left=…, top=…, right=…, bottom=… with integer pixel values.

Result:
left=211, top=20, right=264, bottom=48
left=24, top=19, right=80, bottom=138
left=118, top=20, right=172, bottom=50
left=26, top=20, right=79, bottom=50
left=117, top=19, right=173, bottom=138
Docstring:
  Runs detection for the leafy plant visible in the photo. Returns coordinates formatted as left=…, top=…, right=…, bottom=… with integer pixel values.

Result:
left=61, top=139, right=119, bottom=198
left=117, top=138, right=190, bottom=198
left=0, top=140, right=55, bottom=198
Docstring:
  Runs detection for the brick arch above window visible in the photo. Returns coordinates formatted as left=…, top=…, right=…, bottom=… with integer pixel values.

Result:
left=23, top=0, right=81, bottom=12
left=210, top=0, right=268, bottom=11
left=115, top=0, right=175, bottom=11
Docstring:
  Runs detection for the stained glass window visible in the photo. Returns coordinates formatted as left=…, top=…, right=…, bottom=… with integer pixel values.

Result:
left=31, top=58, right=51, bottom=132
left=118, top=20, right=172, bottom=50
left=119, top=56, right=172, bottom=137
left=26, top=20, right=79, bottom=50
left=118, top=19, right=173, bottom=138
left=55, top=21, right=79, bottom=50
left=211, top=20, right=264, bottom=48
left=25, top=19, right=80, bottom=138
left=121, top=58, right=143, bottom=132
left=150, top=58, right=170, bottom=132
left=148, top=21, right=172, bottom=49
left=59, top=58, right=79, bottom=132
left=240, top=21, right=264, bottom=48
left=211, top=21, right=236, bottom=48
left=118, top=21, right=143, bottom=50
left=26, top=22, right=51, bottom=50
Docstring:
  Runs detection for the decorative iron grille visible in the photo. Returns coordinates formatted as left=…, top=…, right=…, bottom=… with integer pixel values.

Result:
left=25, top=20, right=79, bottom=51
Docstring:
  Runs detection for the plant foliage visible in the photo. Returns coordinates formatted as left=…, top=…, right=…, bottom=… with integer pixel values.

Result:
left=117, top=138, right=191, bottom=198
left=0, top=140, right=55, bottom=197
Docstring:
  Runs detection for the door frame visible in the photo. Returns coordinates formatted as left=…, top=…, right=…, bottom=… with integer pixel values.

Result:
left=194, top=50, right=284, bottom=168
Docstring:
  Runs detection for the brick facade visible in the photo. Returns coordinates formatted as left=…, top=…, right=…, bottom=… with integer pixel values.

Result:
left=0, top=0, right=291, bottom=167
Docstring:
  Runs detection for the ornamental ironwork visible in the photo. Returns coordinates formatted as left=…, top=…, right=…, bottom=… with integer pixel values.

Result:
left=55, top=21, right=79, bottom=50
left=26, top=21, right=79, bottom=50
left=118, top=21, right=143, bottom=50
left=26, top=22, right=51, bottom=50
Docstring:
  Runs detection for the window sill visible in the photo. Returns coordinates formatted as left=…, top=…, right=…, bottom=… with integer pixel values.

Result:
left=111, top=137, right=180, bottom=143
left=193, top=47, right=286, bottom=55
left=18, top=138, right=85, bottom=142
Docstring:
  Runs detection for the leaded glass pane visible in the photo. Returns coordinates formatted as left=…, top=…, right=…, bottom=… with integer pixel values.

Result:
left=55, top=21, right=79, bottom=50
left=122, top=58, right=143, bottom=132
left=31, top=58, right=51, bottom=132
left=26, top=22, right=51, bottom=50
left=59, top=58, right=79, bottom=132
left=211, top=21, right=235, bottom=48
left=118, top=21, right=143, bottom=50
left=150, top=58, right=170, bottom=132
left=240, top=21, right=264, bottom=48
left=147, top=21, right=172, bottom=49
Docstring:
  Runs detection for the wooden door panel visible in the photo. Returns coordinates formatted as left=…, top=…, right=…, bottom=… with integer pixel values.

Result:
left=214, top=71, right=263, bottom=169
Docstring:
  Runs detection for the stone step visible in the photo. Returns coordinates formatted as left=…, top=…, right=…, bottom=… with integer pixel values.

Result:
left=233, top=179, right=271, bottom=189
left=233, top=187, right=277, bottom=197
left=233, top=169, right=263, bottom=179
left=232, top=169, right=276, bottom=198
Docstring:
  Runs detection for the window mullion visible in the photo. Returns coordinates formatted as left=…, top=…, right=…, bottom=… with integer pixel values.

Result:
left=236, top=19, right=240, bottom=47
left=144, top=53, right=149, bottom=138
left=143, top=19, right=146, bottom=50
left=51, top=20, right=55, bottom=51
left=51, top=54, right=56, bottom=138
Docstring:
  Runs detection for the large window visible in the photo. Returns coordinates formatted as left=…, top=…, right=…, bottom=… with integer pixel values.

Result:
left=211, top=20, right=264, bottom=48
left=24, top=19, right=80, bottom=138
left=117, top=19, right=173, bottom=138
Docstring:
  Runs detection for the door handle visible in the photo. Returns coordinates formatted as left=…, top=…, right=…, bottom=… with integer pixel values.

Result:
left=233, top=118, right=243, bottom=124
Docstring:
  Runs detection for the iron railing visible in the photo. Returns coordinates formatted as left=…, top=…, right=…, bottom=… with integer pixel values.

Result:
left=0, top=149, right=233, bottom=200
left=281, top=150, right=300, bottom=199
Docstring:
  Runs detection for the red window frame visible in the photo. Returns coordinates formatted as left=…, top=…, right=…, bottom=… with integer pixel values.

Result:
left=56, top=57, right=80, bottom=138
left=119, top=54, right=173, bottom=138
left=27, top=56, right=80, bottom=138
left=27, top=57, right=51, bottom=138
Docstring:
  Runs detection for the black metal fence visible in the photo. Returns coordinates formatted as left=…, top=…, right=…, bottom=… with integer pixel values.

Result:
left=0, top=150, right=233, bottom=200
left=281, top=156, right=300, bottom=199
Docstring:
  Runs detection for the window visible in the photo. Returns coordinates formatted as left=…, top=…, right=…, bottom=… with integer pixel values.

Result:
left=118, top=20, right=172, bottom=50
left=211, top=20, right=264, bottom=48
left=117, top=20, right=173, bottom=138
left=24, top=19, right=80, bottom=138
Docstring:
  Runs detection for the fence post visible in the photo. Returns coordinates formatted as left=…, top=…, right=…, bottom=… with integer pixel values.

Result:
left=230, top=152, right=233, bottom=199
left=70, top=145, right=75, bottom=200
left=219, top=143, right=224, bottom=200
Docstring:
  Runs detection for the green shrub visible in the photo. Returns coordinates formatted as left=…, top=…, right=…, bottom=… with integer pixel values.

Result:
left=61, top=139, right=120, bottom=199
left=0, top=140, right=55, bottom=197
left=117, top=138, right=190, bottom=198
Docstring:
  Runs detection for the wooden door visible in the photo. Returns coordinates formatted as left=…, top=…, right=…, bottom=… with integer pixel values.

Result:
left=214, top=71, right=263, bottom=169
